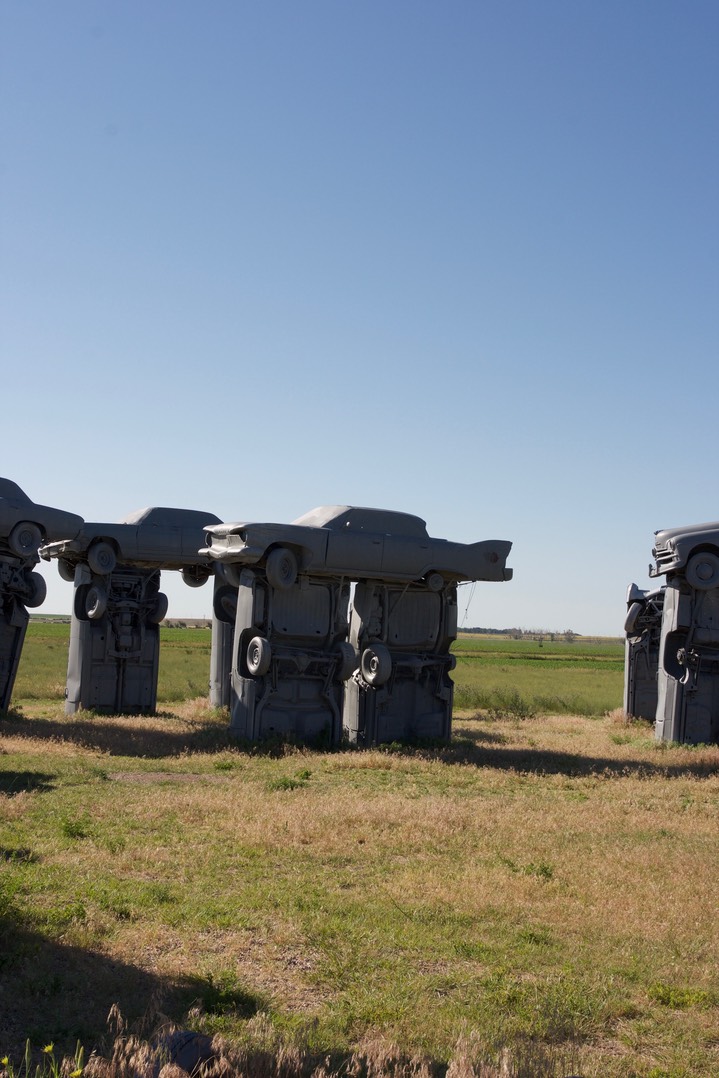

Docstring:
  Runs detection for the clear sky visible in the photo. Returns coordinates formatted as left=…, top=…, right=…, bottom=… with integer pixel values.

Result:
left=2, top=1, right=717, bottom=635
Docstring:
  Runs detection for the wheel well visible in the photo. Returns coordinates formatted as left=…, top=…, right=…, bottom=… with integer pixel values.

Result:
left=266, top=541, right=304, bottom=560
left=688, top=544, right=719, bottom=558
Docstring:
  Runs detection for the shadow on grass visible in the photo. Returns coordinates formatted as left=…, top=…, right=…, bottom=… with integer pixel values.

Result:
left=0, top=900, right=266, bottom=1062
left=0, top=711, right=235, bottom=759
left=2, top=711, right=717, bottom=779
left=0, top=770, right=57, bottom=795
left=421, top=729, right=719, bottom=779
left=0, top=712, right=336, bottom=760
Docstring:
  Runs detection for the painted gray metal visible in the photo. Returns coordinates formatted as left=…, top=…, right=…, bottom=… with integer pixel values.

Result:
left=0, top=478, right=84, bottom=558
left=623, top=583, right=664, bottom=722
left=0, top=599, right=29, bottom=713
left=645, top=521, right=719, bottom=744
left=65, top=564, right=165, bottom=714
left=204, top=505, right=513, bottom=586
left=203, top=506, right=512, bottom=744
left=654, top=577, right=719, bottom=744
left=209, top=575, right=234, bottom=709
left=650, top=520, right=719, bottom=580
left=41, top=506, right=222, bottom=716
left=343, top=579, right=458, bottom=745
left=218, top=566, right=351, bottom=743
left=0, top=478, right=83, bottom=711
left=41, top=506, right=221, bottom=577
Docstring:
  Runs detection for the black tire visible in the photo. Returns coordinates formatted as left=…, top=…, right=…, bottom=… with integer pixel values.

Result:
left=9, top=521, right=43, bottom=559
left=57, top=558, right=76, bottom=582
left=73, top=584, right=91, bottom=622
left=87, top=540, right=117, bottom=576
left=24, top=571, right=47, bottom=609
left=685, top=551, right=719, bottom=591
left=148, top=592, right=169, bottom=624
left=213, top=584, right=237, bottom=625
left=425, top=572, right=444, bottom=593
left=182, top=566, right=211, bottom=588
left=334, top=642, right=357, bottom=681
left=360, top=643, right=392, bottom=686
left=266, top=547, right=298, bottom=590
left=247, top=636, right=272, bottom=676
left=85, top=585, right=108, bottom=621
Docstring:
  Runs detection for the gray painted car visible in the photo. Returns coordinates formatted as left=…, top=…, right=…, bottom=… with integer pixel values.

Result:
left=41, top=506, right=222, bottom=584
left=648, top=521, right=719, bottom=745
left=0, top=477, right=83, bottom=562
left=650, top=521, right=719, bottom=588
left=203, top=505, right=513, bottom=588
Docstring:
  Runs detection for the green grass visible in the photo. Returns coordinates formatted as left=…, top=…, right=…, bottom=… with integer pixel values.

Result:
left=15, top=625, right=623, bottom=717
left=1, top=702, right=718, bottom=1075
left=452, top=633, right=623, bottom=716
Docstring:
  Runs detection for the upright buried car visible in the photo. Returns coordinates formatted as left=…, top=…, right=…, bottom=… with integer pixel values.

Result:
left=649, top=520, right=719, bottom=745
left=40, top=505, right=223, bottom=717
left=204, top=505, right=513, bottom=588
left=0, top=478, right=84, bottom=710
left=650, top=520, right=719, bottom=590
left=343, top=578, right=460, bottom=745
left=224, top=565, right=353, bottom=743
left=623, top=583, right=664, bottom=723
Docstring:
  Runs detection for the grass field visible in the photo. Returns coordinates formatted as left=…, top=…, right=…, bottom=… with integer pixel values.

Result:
left=1, top=626, right=718, bottom=1077
left=13, top=624, right=624, bottom=718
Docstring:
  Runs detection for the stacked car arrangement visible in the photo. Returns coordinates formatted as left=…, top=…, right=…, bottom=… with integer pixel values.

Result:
left=7, top=477, right=718, bottom=747
left=625, top=521, right=719, bottom=745
left=1, top=480, right=514, bottom=744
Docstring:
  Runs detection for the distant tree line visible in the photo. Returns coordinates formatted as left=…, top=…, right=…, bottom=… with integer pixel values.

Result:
left=460, top=627, right=579, bottom=642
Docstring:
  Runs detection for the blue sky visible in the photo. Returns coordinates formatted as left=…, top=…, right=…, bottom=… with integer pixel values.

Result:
left=2, top=1, right=717, bottom=634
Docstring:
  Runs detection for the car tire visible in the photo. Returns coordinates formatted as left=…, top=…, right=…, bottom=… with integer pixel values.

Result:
left=148, top=592, right=169, bottom=624
left=425, top=572, right=444, bottom=593
left=85, top=585, right=108, bottom=621
left=73, top=584, right=91, bottom=622
left=213, top=584, right=237, bottom=625
left=9, top=521, right=43, bottom=559
left=247, top=636, right=272, bottom=676
left=686, top=551, right=719, bottom=591
left=57, top=558, right=76, bottom=582
left=334, top=641, right=357, bottom=681
left=266, top=547, right=298, bottom=590
left=361, top=643, right=392, bottom=686
left=24, top=571, right=47, bottom=609
left=87, top=541, right=117, bottom=576
left=182, top=566, right=211, bottom=588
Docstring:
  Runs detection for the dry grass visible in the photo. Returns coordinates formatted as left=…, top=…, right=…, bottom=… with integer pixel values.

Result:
left=1, top=703, right=718, bottom=1076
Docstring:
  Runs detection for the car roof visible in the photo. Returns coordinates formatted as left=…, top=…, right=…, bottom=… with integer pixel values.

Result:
left=292, top=505, right=429, bottom=538
left=119, top=507, right=222, bottom=526
left=0, top=478, right=30, bottom=502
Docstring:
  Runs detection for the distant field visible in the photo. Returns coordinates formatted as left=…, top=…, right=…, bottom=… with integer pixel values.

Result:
left=452, top=633, right=624, bottom=717
left=14, top=624, right=623, bottom=717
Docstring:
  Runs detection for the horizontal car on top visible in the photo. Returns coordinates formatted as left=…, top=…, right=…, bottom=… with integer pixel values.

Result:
left=203, top=504, right=513, bottom=589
